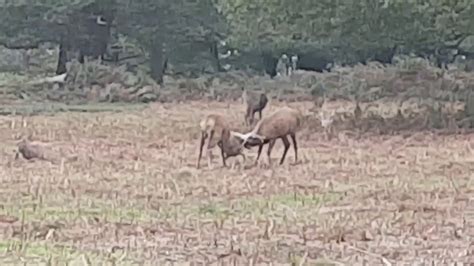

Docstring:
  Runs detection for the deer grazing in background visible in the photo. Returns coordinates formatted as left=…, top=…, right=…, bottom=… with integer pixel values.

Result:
left=241, top=87, right=269, bottom=127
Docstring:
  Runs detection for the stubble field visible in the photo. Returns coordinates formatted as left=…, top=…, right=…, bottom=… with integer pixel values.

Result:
left=0, top=99, right=473, bottom=265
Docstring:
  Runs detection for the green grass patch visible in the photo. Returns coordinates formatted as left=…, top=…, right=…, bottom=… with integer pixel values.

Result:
left=0, top=197, right=157, bottom=224
left=0, top=191, right=343, bottom=227
left=0, top=102, right=148, bottom=116
left=406, top=174, right=470, bottom=191
left=0, top=240, right=134, bottom=265
left=0, top=72, right=32, bottom=86
left=163, top=191, right=343, bottom=221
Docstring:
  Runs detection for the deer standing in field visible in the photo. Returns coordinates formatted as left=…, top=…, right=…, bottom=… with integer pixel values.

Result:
left=231, top=107, right=303, bottom=166
left=241, top=87, right=269, bottom=127
left=197, top=114, right=247, bottom=169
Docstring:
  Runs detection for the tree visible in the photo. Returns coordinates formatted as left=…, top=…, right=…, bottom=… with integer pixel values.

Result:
left=215, top=0, right=474, bottom=69
left=114, top=0, right=228, bottom=83
left=0, top=0, right=116, bottom=74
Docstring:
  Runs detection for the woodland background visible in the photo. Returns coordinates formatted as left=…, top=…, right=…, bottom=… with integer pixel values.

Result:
left=0, top=0, right=473, bottom=114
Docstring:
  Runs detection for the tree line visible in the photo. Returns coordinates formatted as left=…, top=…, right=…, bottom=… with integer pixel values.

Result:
left=1, top=0, right=473, bottom=83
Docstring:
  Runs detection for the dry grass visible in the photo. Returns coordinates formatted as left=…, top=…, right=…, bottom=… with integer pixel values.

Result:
left=0, top=99, right=473, bottom=265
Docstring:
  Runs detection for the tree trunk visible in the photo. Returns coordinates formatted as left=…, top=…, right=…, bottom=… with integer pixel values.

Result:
left=56, top=41, right=68, bottom=75
left=149, top=40, right=167, bottom=85
left=78, top=50, right=85, bottom=64
left=210, top=41, right=222, bottom=72
left=261, top=51, right=277, bottom=77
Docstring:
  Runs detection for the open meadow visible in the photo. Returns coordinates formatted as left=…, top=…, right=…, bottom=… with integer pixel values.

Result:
left=0, top=99, right=473, bottom=265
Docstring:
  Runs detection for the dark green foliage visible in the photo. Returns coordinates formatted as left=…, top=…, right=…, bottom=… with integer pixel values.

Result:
left=216, top=0, right=474, bottom=64
left=0, top=0, right=473, bottom=77
left=0, top=1, right=97, bottom=48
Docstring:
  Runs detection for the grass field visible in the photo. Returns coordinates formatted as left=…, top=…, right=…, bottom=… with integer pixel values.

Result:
left=0, top=100, right=473, bottom=265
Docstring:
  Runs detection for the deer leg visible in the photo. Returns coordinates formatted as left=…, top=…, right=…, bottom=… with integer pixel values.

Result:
left=266, top=139, right=276, bottom=165
left=255, top=144, right=264, bottom=164
left=245, top=107, right=252, bottom=126
left=249, top=109, right=257, bottom=126
left=220, top=142, right=227, bottom=167
left=290, top=133, right=298, bottom=163
left=207, top=130, right=215, bottom=150
left=240, top=153, right=246, bottom=164
left=197, top=132, right=207, bottom=169
left=207, top=149, right=213, bottom=169
left=206, top=130, right=215, bottom=169
left=259, top=110, right=263, bottom=120
left=279, top=135, right=290, bottom=165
